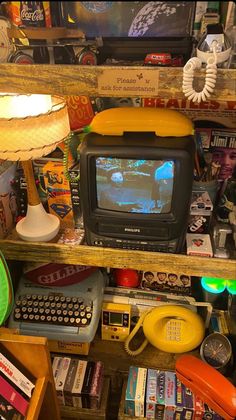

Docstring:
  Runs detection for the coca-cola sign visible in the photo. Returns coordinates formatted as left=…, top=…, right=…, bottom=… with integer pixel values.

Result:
left=21, top=9, right=44, bottom=22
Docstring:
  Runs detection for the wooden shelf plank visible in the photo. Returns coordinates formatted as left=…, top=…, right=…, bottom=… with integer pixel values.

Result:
left=7, top=26, right=85, bottom=40
left=0, top=64, right=234, bottom=101
left=0, top=237, right=235, bottom=280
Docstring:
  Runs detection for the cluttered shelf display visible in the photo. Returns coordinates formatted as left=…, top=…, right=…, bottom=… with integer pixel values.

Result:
left=0, top=2, right=236, bottom=420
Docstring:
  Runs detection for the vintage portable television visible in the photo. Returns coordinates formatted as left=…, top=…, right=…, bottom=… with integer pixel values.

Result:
left=80, top=107, right=195, bottom=253
left=8, top=270, right=106, bottom=343
left=101, top=302, right=131, bottom=341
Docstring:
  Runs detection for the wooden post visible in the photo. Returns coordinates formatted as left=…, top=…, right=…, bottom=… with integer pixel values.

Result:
left=21, top=160, right=41, bottom=206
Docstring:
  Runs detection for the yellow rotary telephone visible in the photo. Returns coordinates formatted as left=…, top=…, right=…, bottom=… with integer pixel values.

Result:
left=124, top=305, right=205, bottom=356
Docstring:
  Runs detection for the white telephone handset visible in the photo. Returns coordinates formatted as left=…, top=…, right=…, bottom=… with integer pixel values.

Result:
left=183, top=24, right=231, bottom=103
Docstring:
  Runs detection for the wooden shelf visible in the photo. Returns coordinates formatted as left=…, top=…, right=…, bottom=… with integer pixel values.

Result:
left=0, top=330, right=60, bottom=420
left=0, top=63, right=235, bottom=101
left=0, top=232, right=235, bottom=280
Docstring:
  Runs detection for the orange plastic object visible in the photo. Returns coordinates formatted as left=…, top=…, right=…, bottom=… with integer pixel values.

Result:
left=175, top=355, right=236, bottom=420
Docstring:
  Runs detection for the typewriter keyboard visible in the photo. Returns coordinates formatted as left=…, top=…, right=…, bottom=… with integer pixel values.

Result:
left=14, top=293, right=93, bottom=327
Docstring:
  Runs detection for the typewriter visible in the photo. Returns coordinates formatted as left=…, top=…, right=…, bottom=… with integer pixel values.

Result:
left=8, top=270, right=106, bottom=343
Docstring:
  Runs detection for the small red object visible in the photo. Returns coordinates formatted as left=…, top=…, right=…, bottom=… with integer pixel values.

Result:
left=114, top=269, right=140, bottom=288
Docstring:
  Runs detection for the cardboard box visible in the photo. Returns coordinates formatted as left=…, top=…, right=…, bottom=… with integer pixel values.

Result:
left=48, top=340, right=90, bottom=356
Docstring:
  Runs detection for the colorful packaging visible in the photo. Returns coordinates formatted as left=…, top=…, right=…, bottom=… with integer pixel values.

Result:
left=43, top=161, right=73, bottom=228
left=5, top=1, right=52, bottom=27
left=157, top=371, right=166, bottom=405
left=146, top=369, right=158, bottom=419
left=141, top=271, right=192, bottom=296
left=66, top=96, right=94, bottom=131
left=125, top=366, right=147, bottom=417
left=0, top=162, right=17, bottom=238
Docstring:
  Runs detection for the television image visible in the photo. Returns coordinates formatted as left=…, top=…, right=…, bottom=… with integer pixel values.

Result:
left=96, top=158, right=174, bottom=214
left=80, top=132, right=195, bottom=253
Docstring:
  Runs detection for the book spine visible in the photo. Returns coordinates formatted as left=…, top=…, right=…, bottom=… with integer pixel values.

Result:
left=0, top=393, right=24, bottom=420
left=0, top=374, right=29, bottom=416
left=63, top=359, right=79, bottom=407
left=72, top=360, right=87, bottom=409
left=81, top=361, right=95, bottom=408
left=0, top=351, right=35, bottom=398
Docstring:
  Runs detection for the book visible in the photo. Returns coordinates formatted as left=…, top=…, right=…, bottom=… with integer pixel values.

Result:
left=0, top=375, right=29, bottom=416
left=0, top=345, right=35, bottom=399
left=0, top=394, right=24, bottom=420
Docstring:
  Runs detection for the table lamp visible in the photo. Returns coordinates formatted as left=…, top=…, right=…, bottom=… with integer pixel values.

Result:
left=0, top=94, right=70, bottom=242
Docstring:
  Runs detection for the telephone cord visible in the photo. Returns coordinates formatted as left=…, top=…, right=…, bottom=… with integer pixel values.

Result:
left=124, top=310, right=151, bottom=356
left=182, top=44, right=218, bottom=103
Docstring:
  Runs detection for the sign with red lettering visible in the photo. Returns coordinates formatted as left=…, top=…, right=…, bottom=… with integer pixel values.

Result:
left=24, top=263, right=98, bottom=286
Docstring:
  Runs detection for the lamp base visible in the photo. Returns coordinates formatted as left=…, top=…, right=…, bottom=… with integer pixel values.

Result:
left=16, top=203, right=60, bottom=242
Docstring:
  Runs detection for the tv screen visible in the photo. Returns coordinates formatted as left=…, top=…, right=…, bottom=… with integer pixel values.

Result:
left=96, top=157, right=174, bottom=214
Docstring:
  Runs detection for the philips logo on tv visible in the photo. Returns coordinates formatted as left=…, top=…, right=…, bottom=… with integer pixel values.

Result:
left=124, top=228, right=140, bottom=233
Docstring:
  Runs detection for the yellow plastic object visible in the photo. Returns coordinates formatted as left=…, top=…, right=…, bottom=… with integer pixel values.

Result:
left=124, top=305, right=205, bottom=356
left=85, top=107, right=194, bottom=136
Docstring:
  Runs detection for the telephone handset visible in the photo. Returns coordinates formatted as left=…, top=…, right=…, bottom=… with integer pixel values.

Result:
left=124, top=305, right=205, bottom=356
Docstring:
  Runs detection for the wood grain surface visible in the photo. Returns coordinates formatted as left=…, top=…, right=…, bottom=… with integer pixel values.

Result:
left=0, top=64, right=234, bottom=101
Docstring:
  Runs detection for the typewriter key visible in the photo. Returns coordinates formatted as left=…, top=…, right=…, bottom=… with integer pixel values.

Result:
left=81, top=318, right=88, bottom=325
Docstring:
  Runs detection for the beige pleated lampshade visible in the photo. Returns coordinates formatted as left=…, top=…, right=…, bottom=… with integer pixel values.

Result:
left=0, top=94, right=70, bottom=160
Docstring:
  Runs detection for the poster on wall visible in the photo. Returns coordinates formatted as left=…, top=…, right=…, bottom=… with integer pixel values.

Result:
left=61, top=1, right=195, bottom=37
